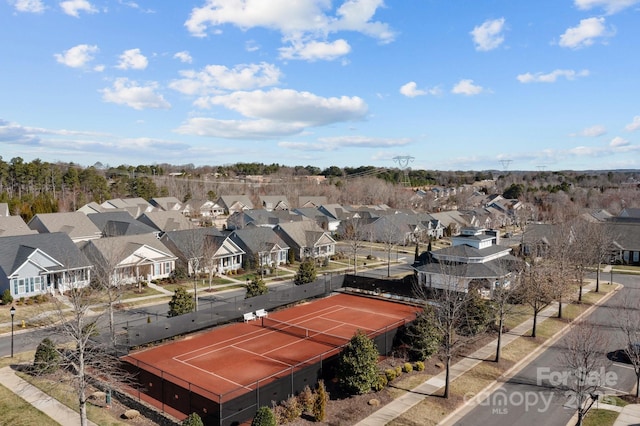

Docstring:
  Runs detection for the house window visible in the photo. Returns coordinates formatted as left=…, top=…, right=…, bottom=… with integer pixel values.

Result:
left=164, top=262, right=172, bottom=274
left=17, top=278, right=25, bottom=295
left=154, top=263, right=161, bottom=276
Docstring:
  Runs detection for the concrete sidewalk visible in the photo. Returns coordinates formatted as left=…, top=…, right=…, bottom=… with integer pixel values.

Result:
left=356, top=281, right=619, bottom=426
left=0, top=366, right=98, bottom=426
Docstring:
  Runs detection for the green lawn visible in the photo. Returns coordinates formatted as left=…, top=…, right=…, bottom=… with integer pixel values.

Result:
left=0, top=383, right=57, bottom=426
left=583, top=408, right=619, bottom=426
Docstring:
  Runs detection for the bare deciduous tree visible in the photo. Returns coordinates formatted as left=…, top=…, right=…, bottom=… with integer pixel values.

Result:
left=339, top=217, right=367, bottom=275
left=619, top=299, right=640, bottom=398
left=521, top=259, right=555, bottom=338
left=561, top=321, right=610, bottom=426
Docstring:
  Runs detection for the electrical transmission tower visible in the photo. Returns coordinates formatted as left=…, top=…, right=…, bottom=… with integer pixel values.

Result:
left=499, top=159, right=512, bottom=171
left=393, top=155, right=415, bottom=186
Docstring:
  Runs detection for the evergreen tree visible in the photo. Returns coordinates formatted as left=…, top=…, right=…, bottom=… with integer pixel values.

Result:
left=182, top=412, right=204, bottom=426
left=337, top=330, right=379, bottom=395
left=168, top=287, right=195, bottom=317
left=294, top=258, right=317, bottom=285
left=251, top=406, right=276, bottom=426
left=458, top=290, right=492, bottom=336
left=403, top=307, right=441, bottom=362
left=312, top=380, right=329, bottom=422
left=33, top=337, right=61, bottom=374
left=245, top=276, right=268, bottom=299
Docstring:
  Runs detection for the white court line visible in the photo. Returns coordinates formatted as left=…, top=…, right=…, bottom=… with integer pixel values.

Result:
left=172, top=357, right=251, bottom=390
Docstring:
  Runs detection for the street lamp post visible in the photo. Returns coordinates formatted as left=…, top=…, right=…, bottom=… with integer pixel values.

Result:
left=10, top=306, right=16, bottom=358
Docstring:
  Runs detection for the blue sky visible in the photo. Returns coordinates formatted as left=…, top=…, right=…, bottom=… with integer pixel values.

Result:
left=1, top=0, right=640, bottom=171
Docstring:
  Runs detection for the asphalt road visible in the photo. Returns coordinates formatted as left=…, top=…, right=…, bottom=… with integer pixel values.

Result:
left=453, top=273, right=639, bottom=426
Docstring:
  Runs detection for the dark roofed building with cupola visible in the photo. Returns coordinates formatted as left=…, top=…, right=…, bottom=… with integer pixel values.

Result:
left=414, top=227, right=521, bottom=297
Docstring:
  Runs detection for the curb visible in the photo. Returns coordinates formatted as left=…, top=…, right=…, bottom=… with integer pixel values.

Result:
left=439, top=283, right=622, bottom=426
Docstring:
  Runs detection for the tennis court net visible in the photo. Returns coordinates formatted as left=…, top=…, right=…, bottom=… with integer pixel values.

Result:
left=261, top=317, right=350, bottom=348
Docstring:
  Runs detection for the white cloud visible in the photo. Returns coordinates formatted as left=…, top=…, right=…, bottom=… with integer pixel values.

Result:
left=559, top=17, right=611, bottom=49
left=451, top=79, right=484, bottom=96
left=116, top=48, right=148, bottom=70
left=279, top=136, right=411, bottom=151
left=100, top=78, right=170, bottom=110
left=12, top=0, right=45, bottom=13
left=184, top=0, right=394, bottom=60
left=169, top=62, right=281, bottom=99
left=570, top=125, right=607, bottom=137
left=400, top=82, right=425, bottom=98
left=574, top=0, right=640, bottom=14
left=199, top=88, right=368, bottom=126
left=175, top=118, right=304, bottom=139
left=517, top=69, right=590, bottom=83
left=59, top=0, right=97, bottom=17
left=54, top=44, right=99, bottom=68
left=173, top=51, right=193, bottom=64
left=175, top=88, right=368, bottom=139
left=625, top=116, right=640, bottom=132
left=279, top=39, right=351, bottom=61
left=610, top=136, right=629, bottom=147
left=399, top=82, right=441, bottom=98
left=470, top=18, right=506, bottom=51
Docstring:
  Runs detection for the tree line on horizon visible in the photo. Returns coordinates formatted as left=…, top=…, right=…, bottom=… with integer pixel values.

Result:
left=0, top=156, right=638, bottom=223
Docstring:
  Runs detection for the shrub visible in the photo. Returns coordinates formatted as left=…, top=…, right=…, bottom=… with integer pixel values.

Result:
left=312, top=380, right=328, bottom=422
left=414, top=361, right=425, bottom=371
left=277, top=395, right=302, bottom=423
left=297, top=385, right=315, bottom=413
left=1, top=289, right=13, bottom=305
left=394, top=365, right=403, bottom=376
left=384, top=368, right=397, bottom=382
left=182, top=412, right=204, bottom=426
left=373, top=374, right=388, bottom=391
left=33, top=337, right=60, bottom=374
left=251, top=407, right=276, bottom=426
left=403, top=362, right=413, bottom=373
left=25, top=297, right=34, bottom=305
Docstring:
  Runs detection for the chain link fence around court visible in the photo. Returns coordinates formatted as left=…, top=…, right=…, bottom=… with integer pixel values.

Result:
left=122, top=273, right=345, bottom=350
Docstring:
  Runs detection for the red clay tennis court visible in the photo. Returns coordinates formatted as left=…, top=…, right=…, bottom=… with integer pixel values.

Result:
left=123, top=292, right=419, bottom=424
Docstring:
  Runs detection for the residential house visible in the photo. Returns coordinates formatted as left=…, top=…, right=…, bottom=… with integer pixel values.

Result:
left=607, top=222, right=640, bottom=265
left=161, top=228, right=230, bottom=275
left=414, top=227, right=518, bottom=296
left=80, top=234, right=177, bottom=285
left=226, top=209, right=304, bottom=230
left=274, top=221, right=336, bottom=261
left=429, top=210, right=473, bottom=236
left=292, top=207, right=338, bottom=232
left=298, top=196, right=328, bottom=208
left=217, top=195, right=254, bottom=215
left=101, top=197, right=156, bottom=217
left=0, top=232, right=93, bottom=297
left=260, top=196, right=290, bottom=211
left=182, top=199, right=225, bottom=218
left=137, top=210, right=195, bottom=234
left=86, top=211, right=159, bottom=237
left=77, top=201, right=105, bottom=215
left=230, top=227, right=289, bottom=270
left=520, top=223, right=555, bottom=258
left=28, top=212, right=103, bottom=243
left=365, top=213, right=444, bottom=246
left=149, top=197, right=183, bottom=212
left=0, top=216, right=38, bottom=237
